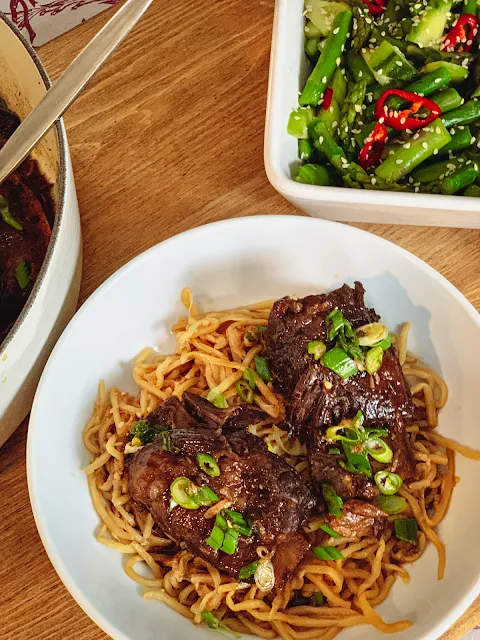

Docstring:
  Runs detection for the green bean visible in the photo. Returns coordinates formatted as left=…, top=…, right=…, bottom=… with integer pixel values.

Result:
left=294, top=163, right=334, bottom=185
left=441, top=161, right=480, bottom=194
left=438, top=126, right=474, bottom=155
left=375, top=120, right=452, bottom=182
left=420, top=61, right=469, bottom=84
left=411, top=155, right=468, bottom=183
left=299, top=11, right=353, bottom=106
left=441, top=99, right=480, bottom=128
left=407, top=0, right=454, bottom=48
left=298, top=139, right=315, bottom=162
left=461, top=0, right=477, bottom=15
left=346, top=50, right=374, bottom=84
left=432, top=88, right=463, bottom=113
left=287, top=106, right=315, bottom=139
left=463, top=184, right=480, bottom=196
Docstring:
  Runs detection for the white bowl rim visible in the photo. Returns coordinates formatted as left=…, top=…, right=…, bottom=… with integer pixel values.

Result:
left=0, top=11, right=68, bottom=356
left=27, top=214, right=480, bottom=640
left=263, top=0, right=480, bottom=212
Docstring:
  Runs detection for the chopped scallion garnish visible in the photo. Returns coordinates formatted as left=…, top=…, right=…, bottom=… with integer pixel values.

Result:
left=377, top=494, right=407, bottom=515
left=207, top=389, right=228, bottom=408
left=322, top=483, right=343, bottom=516
left=365, top=437, right=393, bottom=463
left=254, top=355, right=271, bottom=382
left=308, top=340, right=326, bottom=360
left=321, top=346, right=358, bottom=379
left=235, top=379, right=253, bottom=403
left=242, top=367, right=256, bottom=389
left=15, top=260, right=30, bottom=290
left=394, top=518, right=418, bottom=544
left=313, top=545, right=344, bottom=561
left=197, top=452, right=220, bottom=477
left=374, top=470, right=403, bottom=495
left=0, top=195, right=23, bottom=231
left=239, top=561, right=258, bottom=580
left=220, top=528, right=239, bottom=555
left=201, top=611, right=239, bottom=638
left=320, top=524, right=341, bottom=538
left=314, top=592, right=325, bottom=606
left=365, top=345, right=384, bottom=375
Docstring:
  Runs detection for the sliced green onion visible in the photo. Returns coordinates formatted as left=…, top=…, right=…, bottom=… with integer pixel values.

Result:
left=237, top=519, right=254, bottom=537
left=325, top=424, right=362, bottom=443
left=326, top=308, right=344, bottom=342
left=365, top=346, right=384, bottom=375
left=206, top=524, right=225, bottom=550
left=243, top=367, right=256, bottom=389
left=207, top=389, right=228, bottom=408
left=314, top=592, right=325, bottom=606
left=197, top=452, right=220, bottom=477
left=239, top=561, right=258, bottom=580
left=377, top=495, right=407, bottom=515
left=329, top=447, right=341, bottom=455
left=375, top=334, right=391, bottom=350
left=394, top=518, right=418, bottom=543
left=321, top=346, right=358, bottom=379
left=220, top=528, right=239, bottom=555
left=0, top=195, right=23, bottom=231
left=201, top=611, right=238, bottom=638
left=322, top=484, right=343, bottom=516
left=254, top=560, right=275, bottom=591
left=15, top=260, right=30, bottom=290
left=308, top=340, right=327, bottom=360
left=313, top=546, right=344, bottom=561
left=254, top=356, right=271, bottom=382
left=235, top=379, right=254, bottom=403
left=216, top=514, right=228, bottom=530
left=169, top=498, right=178, bottom=511
left=341, top=441, right=372, bottom=477
left=356, top=322, right=388, bottom=347
left=375, top=471, right=403, bottom=495
left=192, top=485, right=219, bottom=507
left=365, top=437, right=393, bottom=463
left=352, top=410, right=364, bottom=430
left=170, top=477, right=199, bottom=510
left=256, top=326, right=267, bottom=333
left=224, top=509, right=246, bottom=526
left=320, top=524, right=341, bottom=538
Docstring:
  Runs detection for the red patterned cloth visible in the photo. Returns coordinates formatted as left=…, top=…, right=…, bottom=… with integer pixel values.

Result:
left=1, top=0, right=121, bottom=46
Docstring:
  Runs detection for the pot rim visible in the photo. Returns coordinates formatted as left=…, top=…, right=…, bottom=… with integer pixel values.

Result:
left=0, top=11, right=68, bottom=357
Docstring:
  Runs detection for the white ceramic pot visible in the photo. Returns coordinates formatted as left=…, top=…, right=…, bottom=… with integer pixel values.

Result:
left=0, top=13, right=82, bottom=447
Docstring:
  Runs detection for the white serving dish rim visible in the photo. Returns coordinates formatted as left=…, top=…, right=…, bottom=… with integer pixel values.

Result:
left=0, top=11, right=68, bottom=356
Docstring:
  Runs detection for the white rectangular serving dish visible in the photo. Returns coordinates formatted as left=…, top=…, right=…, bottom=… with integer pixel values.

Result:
left=264, top=0, right=480, bottom=227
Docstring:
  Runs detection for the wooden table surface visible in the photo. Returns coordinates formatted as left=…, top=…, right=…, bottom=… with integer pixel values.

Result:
left=1, top=1, right=480, bottom=638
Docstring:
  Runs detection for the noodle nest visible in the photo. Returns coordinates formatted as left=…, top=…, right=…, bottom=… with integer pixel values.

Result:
left=83, top=289, right=478, bottom=639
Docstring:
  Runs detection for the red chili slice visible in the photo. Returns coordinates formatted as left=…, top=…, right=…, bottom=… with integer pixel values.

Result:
left=442, top=14, right=478, bottom=53
left=359, top=122, right=388, bottom=170
left=361, top=0, right=385, bottom=15
left=374, top=89, right=441, bottom=131
left=322, top=88, right=334, bottom=111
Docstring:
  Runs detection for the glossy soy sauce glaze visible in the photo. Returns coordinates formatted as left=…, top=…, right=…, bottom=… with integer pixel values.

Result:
left=0, top=97, right=55, bottom=344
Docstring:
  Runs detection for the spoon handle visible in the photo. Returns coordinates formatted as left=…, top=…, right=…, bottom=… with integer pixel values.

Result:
left=0, top=0, right=154, bottom=185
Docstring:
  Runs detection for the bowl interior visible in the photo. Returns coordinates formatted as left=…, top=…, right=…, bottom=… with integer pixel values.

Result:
left=28, top=216, right=480, bottom=640
left=0, top=16, right=59, bottom=188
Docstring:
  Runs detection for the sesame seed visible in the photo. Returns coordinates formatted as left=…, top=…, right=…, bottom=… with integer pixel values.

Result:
left=319, top=136, right=324, bottom=144
left=434, top=77, right=442, bottom=83
left=396, top=159, right=403, bottom=164
left=355, top=104, right=362, bottom=113
left=435, top=126, right=441, bottom=134
left=404, top=142, right=411, bottom=149
left=322, top=76, right=327, bottom=83
left=333, top=27, right=339, bottom=34
left=422, top=142, right=428, bottom=149
left=414, top=186, right=419, bottom=192
left=433, top=148, right=438, bottom=155
left=371, top=177, right=377, bottom=185
left=471, top=137, right=476, bottom=144
left=396, top=60, right=402, bottom=67
left=332, top=121, right=338, bottom=128
left=336, top=57, right=341, bottom=65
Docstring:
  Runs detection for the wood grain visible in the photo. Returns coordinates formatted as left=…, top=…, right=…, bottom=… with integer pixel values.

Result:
left=1, top=0, right=480, bottom=637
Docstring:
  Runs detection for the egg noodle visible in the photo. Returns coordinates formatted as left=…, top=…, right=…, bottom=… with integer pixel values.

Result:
left=83, top=289, right=480, bottom=639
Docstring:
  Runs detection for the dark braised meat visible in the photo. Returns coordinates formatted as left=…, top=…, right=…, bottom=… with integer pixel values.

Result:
left=265, top=283, right=416, bottom=503
left=327, top=500, right=388, bottom=539
left=183, top=391, right=266, bottom=431
left=128, top=395, right=314, bottom=584
left=0, top=99, right=54, bottom=343
left=266, top=282, right=379, bottom=395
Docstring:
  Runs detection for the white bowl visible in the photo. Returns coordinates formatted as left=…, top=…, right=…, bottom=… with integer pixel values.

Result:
left=28, top=215, right=480, bottom=640
left=264, top=0, right=480, bottom=227
left=0, top=13, right=82, bottom=446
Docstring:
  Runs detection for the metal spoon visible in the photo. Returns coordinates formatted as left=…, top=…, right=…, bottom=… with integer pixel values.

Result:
left=0, top=0, right=154, bottom=185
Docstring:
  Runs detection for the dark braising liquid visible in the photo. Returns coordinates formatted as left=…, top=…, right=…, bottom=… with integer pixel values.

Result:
left=0, top=97, right=55, bottom=344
